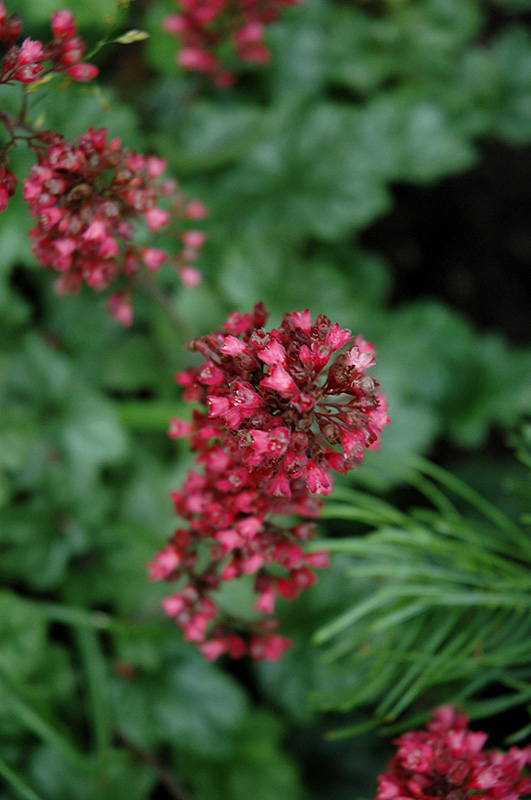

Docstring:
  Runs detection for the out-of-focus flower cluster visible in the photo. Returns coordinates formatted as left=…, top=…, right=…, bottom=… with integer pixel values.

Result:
left=23, top=127, right=208, bottom=325
left=0, top=5, right=98, bottom=85
left=163, top=0, right=301, bottom=86
left=377, top=706, right=531, bottom=800
left=149, top=304, right=389, bottom=660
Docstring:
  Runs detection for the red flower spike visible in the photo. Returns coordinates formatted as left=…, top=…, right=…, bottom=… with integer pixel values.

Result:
left=149, top=305, right=389, bottom=661
left=377, top=706, right=531, bottom=800
left=22, top=128, right=207, bottom=324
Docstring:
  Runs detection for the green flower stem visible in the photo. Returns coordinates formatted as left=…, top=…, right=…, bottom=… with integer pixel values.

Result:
left=74, top=625, right=113, bottom=758
left=0, top=669, right=88, bottom=772
left=0, top=756, right=45, bottom=800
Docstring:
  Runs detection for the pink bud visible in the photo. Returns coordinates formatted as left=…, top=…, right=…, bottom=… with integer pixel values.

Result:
left=182, top=229, right=206, bottom=250
left=185, top=199, right=209, bottom=220
left=179, top=266, right=202, bottom=287
left=106, top=291, right=133, bottom=327
left=51, top=9, right=76, bottom=39
left=67, top=63, right=99, bottom=82
left=141, top=247, right=167, bottom=271
left=145, top=207, right=169, bottom=232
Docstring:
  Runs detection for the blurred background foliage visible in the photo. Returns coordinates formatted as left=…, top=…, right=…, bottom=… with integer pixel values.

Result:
left=1, top=0, right=531, bottom=798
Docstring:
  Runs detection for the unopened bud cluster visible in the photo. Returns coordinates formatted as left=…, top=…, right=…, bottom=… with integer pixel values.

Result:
left=163, top=0, right=301, bottom=86
left=149, top=304, right=389, bottom=660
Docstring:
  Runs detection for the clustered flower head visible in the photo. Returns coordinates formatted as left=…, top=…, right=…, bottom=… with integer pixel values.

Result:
left=0, top=5, right=98, bottom=85
left=377, top=706, right=531, bottom=800
left=22, top=127, right=208, bottom=325
left=163, top=0, right=301, bottom=86
left=149, top=304, right=389, bottom=660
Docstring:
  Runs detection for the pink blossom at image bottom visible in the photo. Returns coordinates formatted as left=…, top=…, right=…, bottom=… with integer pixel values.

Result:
left=149, top=304, right=390, bottom=661
left=377, top=706, right=531, bottom=800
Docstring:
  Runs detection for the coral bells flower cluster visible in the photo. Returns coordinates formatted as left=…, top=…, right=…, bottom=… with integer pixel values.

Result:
left=149, top=304, right=389, bottom=660
left=163, top=0, right=301, bottom=86
left=377, top=706, right=531, bottom=800
left=23, top=127, right=207, bottom=325
left=0, top=5, right=98, bottom=85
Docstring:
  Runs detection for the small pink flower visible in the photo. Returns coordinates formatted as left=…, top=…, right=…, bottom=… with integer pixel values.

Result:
left=145, top=207, right=169, bottom=232
left=106, top=291, right=133, bottom=327
left=168, top=418, right=194, bottom=438
left=185, top=199, right=209, bottom=219
left=179, top=266, right=202, bottom=287
left=178, top=47, right=218, bottom=72
left=67, top=63, right=99, bottom=81
left=260, top=363, right=298, bottom=396
left=249, top=634, right=291, bottom=661
left=51, top=9, right=76, bottom=39
left=182, top=229, right=206, bottom=250
left=142, top=247, right=167, bottom=271
left=148, top=545, right=182, bottom=580
left=17, top=37, right=43, bottom=65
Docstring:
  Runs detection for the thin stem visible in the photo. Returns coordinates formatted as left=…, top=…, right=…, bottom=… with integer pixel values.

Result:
left=17, top=90, right=28, bottom=125
left=0, top=668, right=88, bottom=772
left=0, top=756, right=45, bottom=800
left=74, top=626, right=113, bottom=758
left=116, top=732, right=192, bottom=800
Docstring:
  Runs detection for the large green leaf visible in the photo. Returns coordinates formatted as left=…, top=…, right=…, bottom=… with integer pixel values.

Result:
left=110, top=646, right=249, bottom=755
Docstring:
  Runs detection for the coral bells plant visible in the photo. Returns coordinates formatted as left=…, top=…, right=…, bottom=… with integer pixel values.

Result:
left=0, top=5, right=98, bottom=85
left=22, top=128, right=207, bottom=325
left=0, top=5, right=207, bottom=323
left=377, top=706, right=531, bottom=800
left=149, top=304, right=389, bottom=660
left=163, top=0, right=301, bottom=86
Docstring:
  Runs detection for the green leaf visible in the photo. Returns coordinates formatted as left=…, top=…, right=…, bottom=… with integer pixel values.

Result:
left=111, top=647, right=249, bottom=755
left=183, top=711, right=303, bottom=800
left=491, top=26, right=531, bottom=143
left=29, top=745, right=155, bottom=800
left=0, top=592, right=46, bottom=684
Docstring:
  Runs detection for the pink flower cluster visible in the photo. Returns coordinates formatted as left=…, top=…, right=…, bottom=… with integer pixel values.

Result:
left=163, top=0, right=301, bottom=86
left=22, top=127, right=207, bottom=325
left=0, top=5, right=98, bottom=85
left=377, top=707, right=531, bottom=800
left=149, top=304, right=389, bottom=661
